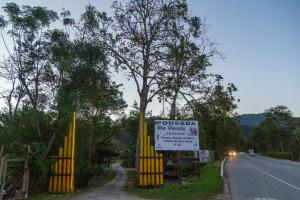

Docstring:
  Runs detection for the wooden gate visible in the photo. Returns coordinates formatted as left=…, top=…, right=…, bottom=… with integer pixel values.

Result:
left=48, top=112, right=76, bottom=193
left=0, top=145, right=30, bottom=200
left=138, top=114, right=163, bottom=187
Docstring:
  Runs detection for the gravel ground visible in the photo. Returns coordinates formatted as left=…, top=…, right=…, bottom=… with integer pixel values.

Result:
left=69, top=163, right=146, bottom=200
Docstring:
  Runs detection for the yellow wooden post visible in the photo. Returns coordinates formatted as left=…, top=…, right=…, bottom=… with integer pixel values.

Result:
left=147, top=136, right=151, bottom=184
left=48, top=112, right=77, bottom=193
left=159, top=153, right=163, bottom=185
left=62, top=137, right=68, bottom=192
left=66, top=122, right=72, bottom=192
left=58, top=148, right=63, bottom=192
left=155, top=151, right=160, bottom=185
left=48, top=166, right=53, bottom=192
left=139, top=113, right=144, bottom=186
left=150, top=146, right=155, bottom=185
left=53, top=161, right=58, bottom=191
left=70, top=112, right=76, bottom=192
left=143, top=122, right=148, bottom=185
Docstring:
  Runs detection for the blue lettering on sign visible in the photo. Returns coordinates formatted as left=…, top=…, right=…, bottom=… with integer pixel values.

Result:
left=168, top=126, right=186, bottom=131
left=157, top=126, right=166, bottom=130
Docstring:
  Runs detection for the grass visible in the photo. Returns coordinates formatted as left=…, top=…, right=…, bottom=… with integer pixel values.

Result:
left=29, top=169, right=116, bottom=200
left=126, top=161, right=223, bottom=200
left=28, top=193, right=76, bottom=200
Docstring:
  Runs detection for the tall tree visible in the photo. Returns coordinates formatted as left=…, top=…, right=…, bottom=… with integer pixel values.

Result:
left=48, top=5, right=127, bottom=159
left=160, top=14, right=220, bottom=119
left=0, top=3, right=59, bottom=148
left=253, top=105, right=294, bottom=152
left=102, top=0, right=193, bottom=171
left=191, top=81, right=239, bottom=153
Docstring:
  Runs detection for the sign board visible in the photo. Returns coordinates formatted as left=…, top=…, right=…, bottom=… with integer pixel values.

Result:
left=199, top=150, right=209, bottom=163
left=154, top=120, right=199, bottom=151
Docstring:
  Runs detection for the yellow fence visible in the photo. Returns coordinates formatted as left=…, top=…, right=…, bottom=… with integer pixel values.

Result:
left=48, top=112, right=76, bottom=193
left=139, top=114, right=163, bottom=187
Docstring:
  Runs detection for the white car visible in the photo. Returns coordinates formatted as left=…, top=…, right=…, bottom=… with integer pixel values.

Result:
left=248, top=149, right=255, bottom=156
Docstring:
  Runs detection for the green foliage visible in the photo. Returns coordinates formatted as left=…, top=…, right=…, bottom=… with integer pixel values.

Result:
left=191, top=81, right=242, bottom=156
left=263, top=152, right=292, bottom=160
left=0, top=2, right=126, bottom=193
left=1, top=142, right=51, bottom=193
left=216, top=118, right=245, bottom=153
left=118, top=102, right=139, bottom=168
left=27, top=143, right=52, bottom=178
left=127, top=161, right=223, bottom=200
left=252, top=105, right=295, bottom=153
left=76, top=159, right=99, bottom=188
left=290, top=126, right=300, bottom=161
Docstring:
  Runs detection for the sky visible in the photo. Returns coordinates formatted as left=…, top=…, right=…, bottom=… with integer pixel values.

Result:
left=0, top=0, right=299, bottom=117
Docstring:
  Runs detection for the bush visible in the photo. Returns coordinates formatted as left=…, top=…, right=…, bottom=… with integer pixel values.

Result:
left=76, top=159, right=99, bottom=188
left=3, top=142, right=51, bottom=194
left=263, top=151, right=292, bottom=160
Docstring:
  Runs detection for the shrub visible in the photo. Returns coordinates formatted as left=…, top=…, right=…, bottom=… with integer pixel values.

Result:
left=263, top=151, right=292, bottom=160
left=76, top=159, right=99, bottom=188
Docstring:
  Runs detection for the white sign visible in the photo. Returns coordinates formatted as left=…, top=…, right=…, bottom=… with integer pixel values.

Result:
left=199, top=150, right=209, bottom=163
left=154, top=120, right=199, bottom=151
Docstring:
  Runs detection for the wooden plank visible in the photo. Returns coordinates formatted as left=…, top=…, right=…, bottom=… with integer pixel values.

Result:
left=6, top=158, right=25, bottom=162
left=48, top=175, right=53, bottom=192
left=151, top=146, right=155, bottom=185
left=0, top=145, right=4, bottom=161
left=155, top=152, right=159, bottom=185
left=70, top=112, right=76, bottom=192
left=143, top=123, right=147, bottom=185
left=22, top=160, right=30, bottom=199
left=0, top=158, right=7, bottom=200
left=53, top=161, right=58, bottom=192
left=159, top=153, right=163, bottom=185
left=139, top=114, right=144, bottom=186
left=66, top=122, right=72, bottom=192
left=0, top=157, right=5, bottom=184
left=62, top=137, right=68, bottom=192
left=147, top=136, right=151, bottom=185
left=58, top=148, right=63, bottom=192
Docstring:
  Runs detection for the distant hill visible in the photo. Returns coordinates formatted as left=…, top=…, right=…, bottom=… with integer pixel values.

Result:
left=238, top=113, right=299, bottom=136
left=240, top=125, right=255, bottom=136
left=238, top=113, right=265, bottom=136
left=239, top=113, right=266, bottom=127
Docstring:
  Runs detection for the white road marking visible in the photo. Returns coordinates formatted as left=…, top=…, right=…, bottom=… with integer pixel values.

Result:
left=248, top=163, right=300, bottom=192
left=254, top=198, right=276, bottom=200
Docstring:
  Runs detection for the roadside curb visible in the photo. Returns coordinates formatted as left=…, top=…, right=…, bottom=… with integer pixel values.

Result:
left=220, top=157, right=228, bottom=180
left=215, top=157, right=231, bottom=200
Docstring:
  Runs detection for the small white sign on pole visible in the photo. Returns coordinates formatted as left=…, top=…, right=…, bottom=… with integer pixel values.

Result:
left=154, top=120, right=199, bottom=151
left=199, top=150, right=209, bottom=163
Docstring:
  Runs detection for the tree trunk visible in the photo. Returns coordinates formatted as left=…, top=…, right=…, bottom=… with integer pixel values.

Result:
left=170, top=91, right=179, bottom=119
left=135, top=83, right=148, bottom=184
left=44, top=131, right=57, bottom=158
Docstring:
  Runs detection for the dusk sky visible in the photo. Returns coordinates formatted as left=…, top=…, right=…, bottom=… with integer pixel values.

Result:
left=0, top=0, right=299, bottom=116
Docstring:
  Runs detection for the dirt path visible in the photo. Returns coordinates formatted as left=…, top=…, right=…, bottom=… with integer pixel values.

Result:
left=70, top=163, right=146, bottom=200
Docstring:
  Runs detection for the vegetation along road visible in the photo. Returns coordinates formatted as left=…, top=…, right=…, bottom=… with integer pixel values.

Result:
left=226, top=154, right=300, bottom=200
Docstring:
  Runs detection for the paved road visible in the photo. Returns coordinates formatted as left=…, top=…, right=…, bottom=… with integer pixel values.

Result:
left=226, top=154, right=300, bottom=200
left=70, top=163, right=146, bottom=200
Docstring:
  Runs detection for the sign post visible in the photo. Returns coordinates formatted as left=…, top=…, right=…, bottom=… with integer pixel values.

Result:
left=199, top=150, right=209, bottom=163
left=154, top=120, right=200, bottom=182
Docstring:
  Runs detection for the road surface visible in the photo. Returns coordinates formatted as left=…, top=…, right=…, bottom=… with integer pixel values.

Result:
left=226, top=154, right=300, bottom=200
left=70, top=163, right=146, bottom=200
